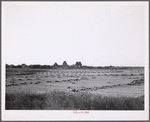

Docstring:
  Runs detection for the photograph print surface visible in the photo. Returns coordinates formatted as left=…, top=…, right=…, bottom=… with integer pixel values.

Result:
left=2, top=1, right=149, bottom=121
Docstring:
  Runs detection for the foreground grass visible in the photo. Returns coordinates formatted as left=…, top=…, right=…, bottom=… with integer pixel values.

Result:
left=6, top=91, right=144, bottom=110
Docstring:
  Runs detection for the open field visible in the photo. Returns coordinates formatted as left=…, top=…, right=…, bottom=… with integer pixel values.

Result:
left=6, top=67, right=144, bottom=110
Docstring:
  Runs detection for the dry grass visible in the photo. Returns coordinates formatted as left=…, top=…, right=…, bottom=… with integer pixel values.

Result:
left=6, top=91, right=144, bottom=110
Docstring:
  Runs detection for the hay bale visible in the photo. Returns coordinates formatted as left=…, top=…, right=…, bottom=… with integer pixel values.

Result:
left=6, top=84, right=11, bottom=87
left=46, top=81, right=51, bottom=83
left=92, top=76, right=97, bottom=79
left=72, top=89, right=78, bottom=92
left=20, top=82, right=27, bottom=85
left=55, top=80, right=59, bottom=82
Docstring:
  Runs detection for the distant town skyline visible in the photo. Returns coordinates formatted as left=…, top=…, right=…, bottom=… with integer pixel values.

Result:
left=2, top=2, right=148, bottom=66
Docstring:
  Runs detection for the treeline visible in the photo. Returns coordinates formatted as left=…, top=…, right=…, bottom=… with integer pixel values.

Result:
left=6, top=61, right=84, bottom=69
left=6, top=62, right=103, bottom=69
left=6, top=64, right=51, bottom=69
left=6, top=62, right=143, bottom=69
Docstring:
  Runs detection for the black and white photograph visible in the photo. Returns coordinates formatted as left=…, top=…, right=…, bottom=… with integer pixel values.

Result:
left=2, top=1, right=149, bottom=121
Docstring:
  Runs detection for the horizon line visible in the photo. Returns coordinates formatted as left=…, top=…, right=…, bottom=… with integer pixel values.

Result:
left=5, top=63, right=144, bottom=67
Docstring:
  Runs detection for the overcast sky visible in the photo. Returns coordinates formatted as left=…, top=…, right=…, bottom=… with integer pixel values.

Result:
left=2, top=2, right=148, bottom=66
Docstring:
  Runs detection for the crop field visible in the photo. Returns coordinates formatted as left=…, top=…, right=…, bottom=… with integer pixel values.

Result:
left=6, top=68, right=144, bottom=110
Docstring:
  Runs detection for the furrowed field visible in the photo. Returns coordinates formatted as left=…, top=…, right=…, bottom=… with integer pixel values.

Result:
left=6, top=68, right=144, bottom=110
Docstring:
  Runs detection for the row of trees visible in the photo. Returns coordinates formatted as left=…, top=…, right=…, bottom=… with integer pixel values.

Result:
left=6, top=62, right=118, bottom=69
left=49, top=61, right=82, bottom=69
left=6, top=61, right=83, bottom=69
left=6, top=64, right=51, bottom=69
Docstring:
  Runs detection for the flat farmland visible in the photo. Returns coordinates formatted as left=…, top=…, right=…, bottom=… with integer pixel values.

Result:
left=5, top=68, right=144, bottom=110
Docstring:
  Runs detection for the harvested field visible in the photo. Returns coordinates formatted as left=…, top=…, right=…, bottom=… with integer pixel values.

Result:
left=6, top=67, right=144, bottom=110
